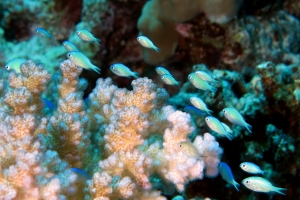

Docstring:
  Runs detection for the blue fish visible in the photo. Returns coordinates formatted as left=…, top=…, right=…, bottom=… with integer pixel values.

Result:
left=71, top=168, right=91, bottom=180
left=84, top=96, right=89, bottom=107
left=219, top=162, right=240, bottom=191
left=36, top=28, right=52, bottom=38
left=184, top=106, right=206, bottom=116
left=42, top=98, right=55, bottom=110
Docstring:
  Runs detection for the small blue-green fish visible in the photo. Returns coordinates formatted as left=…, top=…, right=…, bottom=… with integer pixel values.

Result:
left=5, top=58, right=26, bottom=73
left=84, top=96, right=89, bottom=107
left=195, top=70, right=218, bottom=83
left=137, top=36, right=160, bottom=52
left=178, top=141, right=200, bottom=158
left=36, top=27, right=52, bottom=38
left=161, top=74, right=180, bottom=87
left=67, top=51, right=101, bottom=74
left=184, top=106, right=206, bottom=116
left=110, top=63, right=139, bottom=78
left=63, top=41, right=79, bottom=51
left=156, top=66, right=172, bottom=76
left=221, top=122, right=233, bottom=134
left=219, top=162, right=240, bottom=191
left=188, top=73, right=217, bottom=93
left=76, top=29, right=101, bottom=45
left=205, top=116, right=233, bottom=140
left=172, top=196, right=184, bottom=200
left=190, top=97, right=213, bottom=115
left=222, top=108, right=252, bottom=133
left=240, top=162, right=264, bottom=175
left=242, top=177, right=286, bottom=195
left=42, top=98, right=55, bottom=110
left=71, top=168, right=91, bottom=180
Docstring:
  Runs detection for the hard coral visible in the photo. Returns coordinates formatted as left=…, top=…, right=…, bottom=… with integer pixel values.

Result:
left=0, top=59, right=224, bottom=199
left=0, top=62, right=81, bottom=199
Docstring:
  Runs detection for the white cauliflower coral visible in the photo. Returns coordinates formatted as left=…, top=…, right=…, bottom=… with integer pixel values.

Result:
left=0, top=60, right=223, bottom=199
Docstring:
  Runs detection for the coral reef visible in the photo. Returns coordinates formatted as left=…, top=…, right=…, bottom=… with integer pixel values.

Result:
left=0, top=60, right=223, bottom=199
left=0, top=0, right=300, bottom=199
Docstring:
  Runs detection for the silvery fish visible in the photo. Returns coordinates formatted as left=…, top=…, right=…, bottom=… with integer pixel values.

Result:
left=137, top=36, right=160, bottom=52
left=242, top=177, right=286, bottom=195
left=5, top=58, right=26, bottom=73
left=240, top=162, right=264, bottom=175
left=188, top=73, right=217, bottom=93
left=77, top=29, right=101, bottom=45
left=195, top=70, right=218, bottom=83
left=110, top=63, right=139, bottom=78
left=161, top=74, right=180, bottom=87
left=178, top=141, right=200, bottom=158
left=36, top=27, right=52, bottom=38
left=63, top=41, right=79, bottom=51
left=219, top=162, right=240, bottom=191
left=67, top=51, right=101, bottom=74
left=222, top=107, right=252, bottom=133
left=156, top=66, right=172, bottom=76
left=190, top=97, right=213, bottom=115
left=205, top=116, right=233, bottom=140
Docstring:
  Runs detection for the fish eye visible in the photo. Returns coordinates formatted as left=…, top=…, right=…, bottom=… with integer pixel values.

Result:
left=161, top=76, right=165, bottom=79
left=246, top=181, right=249, bottom=184
left=5, top=66, right=9, bottom=70
left=179, top=144, right=182, bottom=147
left=111, top=66, right=115, bottom=69
left=205, top=118, right=209, bottom=121
left=223, top=110, right=226, bottom=113
left=242, top=164, right=245, bottom=167
left=188, top=75, right=191, bottom=79
left=77, top=31, right=80, bottom=35
left=67, top=53, right=71, bottom=57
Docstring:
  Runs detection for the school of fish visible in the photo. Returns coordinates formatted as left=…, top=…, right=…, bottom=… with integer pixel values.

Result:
left=3, top=27, right=287, bottom=196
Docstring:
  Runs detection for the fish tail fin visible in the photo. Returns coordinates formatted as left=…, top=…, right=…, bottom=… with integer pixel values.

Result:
left=91, top=64, right=101, bottom=74
left=132, top=72, right=140, bottom=78
left=95, top=38, right=101, bottom=46
left=213, top=79, right=219, bottom=84
left=233, top=181, right=240, bottom=191
left=245, top=123, right=252, bottom=133
left=210, top=86, right=217, bottom=93
left=207, top=109, right=213, bottom=115
left=274, top=187, right=287, bottom=195
left=226, top=132, right=233, bottom=141
left=155, top=47, right=160, bottom=52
